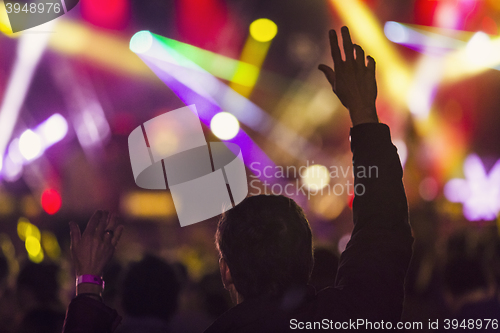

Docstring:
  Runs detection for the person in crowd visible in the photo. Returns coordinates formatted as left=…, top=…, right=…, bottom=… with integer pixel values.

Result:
left=16, top=262, right=66, bottom=333
left=439, top=229, right=500, bottom=332
left=309, top=247, right=339, bottom=292
left=116, top=255, right=180, bottom=333
left=62, top=26, right=413, bottom=332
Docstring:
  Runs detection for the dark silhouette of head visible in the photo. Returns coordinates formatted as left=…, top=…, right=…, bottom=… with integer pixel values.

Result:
left=121, top=255, right=180, bottom=322
left=216, top=195, right=314, bottom=301
left=17, top=262, right=60, bottom=305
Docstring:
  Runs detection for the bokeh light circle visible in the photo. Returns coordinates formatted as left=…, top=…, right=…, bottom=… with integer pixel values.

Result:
left=130, top=31, right=153, bottom=54
left=301, top=165, right=330, bottom=191
left=41, top=189, right=62, bottom=215
left=19, top=130, right=42, bottom=161
left=210, top=112, right=240, bottom=140
left=250, top=18, right=278, bottom=42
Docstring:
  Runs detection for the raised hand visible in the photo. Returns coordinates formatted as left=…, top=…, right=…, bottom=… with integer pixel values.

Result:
left=69, top=210, right=124, bottom=277
left=318, top=26, right=378, bottom=126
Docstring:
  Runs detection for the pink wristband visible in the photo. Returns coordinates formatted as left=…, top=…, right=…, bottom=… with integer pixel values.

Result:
left=76, top=275, right=105, bottom=290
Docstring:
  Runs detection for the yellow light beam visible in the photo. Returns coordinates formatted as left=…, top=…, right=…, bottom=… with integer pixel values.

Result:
left=329, top=0, right=412, bottom=108
left=443, top=34, right=500, bottom=82
left=230, top=36, right=271, bottom=97
left=229, top=19, right=276, bottom=97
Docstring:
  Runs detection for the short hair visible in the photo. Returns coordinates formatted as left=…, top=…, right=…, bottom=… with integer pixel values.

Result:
left=121, top=255, right=180, bottom=322
left=216, top=195, right=314, bottom=299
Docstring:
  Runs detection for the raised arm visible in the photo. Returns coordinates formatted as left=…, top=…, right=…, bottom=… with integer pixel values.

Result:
left=319, top=27, right=413, bottom=321
left=63, top=211, right=124, bottom=333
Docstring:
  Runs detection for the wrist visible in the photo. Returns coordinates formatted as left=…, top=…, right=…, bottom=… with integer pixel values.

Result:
left=75, top=274, right=104, bottom=297
left=349, top=106, right=378, bottom=126
left=76, top=282, right=103, bottom=296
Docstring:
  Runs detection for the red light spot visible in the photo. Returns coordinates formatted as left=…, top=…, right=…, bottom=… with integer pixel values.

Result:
left=81, top=0, right=129, bottom=30
left=481, top=16, right=498, bottom=35
left=41, top=189, right=62, bottom=215
left=348, top=193, right=354, bottom=209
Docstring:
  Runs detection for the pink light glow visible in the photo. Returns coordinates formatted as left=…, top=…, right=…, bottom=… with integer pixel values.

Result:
left=444, top=154, right=500, bottom=221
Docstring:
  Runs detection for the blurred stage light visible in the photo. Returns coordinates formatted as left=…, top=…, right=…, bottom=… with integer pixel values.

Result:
left=481, top=16, right=498, bottom=35
left=444, top=33, right=500, bottom=81
left=129, top=30, right=153, bottom=54
left=230, top=19, right=276, bottom=97
left=81, top=0, right=129, bottom=30
left=384, top=21, right=409, bottom=44
left=249, top=19, right=278, bottom=42
left=41, top=189, right=62, bottom=215
left=229, top=35, right=271, bottom=97
left=329, top=0, right=412, bottom=107
left=0, top=0, right=13, bottom=36
left=130, top=31, right=261, bottom=88
left=0, top=22, right=53, bottom=175
left=435, top=2, right=460, bottom=29
left=384, top=21, right=466, bottom=54
left=310, top=193, right=345, bottom=220
left=74, top=107, right=111, bottom=148
left=25, top=236, right=41, bottom=256
left=8, top=139, right=23, bottom=164
left=36, top=113, right=68, bottom=146
left=210, top=112, right=240, bottom=140
left=2, top=154, right=23, bottom=182
left=41, top=231, right=61, bottom=260
left=17, top=217, right=41, bottom=242
left=25, top=236, right=44, bottom=263
left=2, top=114, right=68, bottom=181
left=132, top=31, right=319, bottom=185
left=419, top=177, right=438, bottom=201
left=466, top=31, right=491, bottom=65
left=19, top=130, right=42, bottom=161
left=120, top=192, right=176, bottom=219
left=444, top=154, right=500, bottom=221
left=302, top=165, right=330, bottom=191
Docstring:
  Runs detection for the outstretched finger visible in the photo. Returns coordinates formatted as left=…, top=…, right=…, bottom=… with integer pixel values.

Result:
left=328, top=30, right=342, bottom=70
left=83, top=210, right=102, bottom=237
left=341, top=26, right=355, bottom=65
left=354, top=45, right=365, bottom=70
left=367, top=55, right=376, bottom=74
left=105, top=212, right=120, bottom=230
left=318, top=64, right=336, bottom=91
left=111, top=225, right=124, bottom=247
left=69, top=221, right=81, bottom=248
left=95, top=210, right=109, bottom=239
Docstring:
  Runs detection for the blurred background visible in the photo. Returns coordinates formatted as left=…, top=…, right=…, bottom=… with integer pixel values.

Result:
left=0, top=0, right=500, bottom=332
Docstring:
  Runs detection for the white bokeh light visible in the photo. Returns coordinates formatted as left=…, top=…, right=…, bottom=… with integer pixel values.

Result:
left=384, top=21, right=409, bottom=44
left=466, top=32, right=491, bottom=66
left=210, top=112, right=240, bottom=140
left=19, top=130, right=42, bottom=161
left=301, top=164, right=330, bottom=191
left=37, top=113, right=68, bottom=146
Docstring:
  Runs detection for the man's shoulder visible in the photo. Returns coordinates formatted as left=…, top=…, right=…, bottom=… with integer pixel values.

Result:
left=203, top=286, right=352, bottom=333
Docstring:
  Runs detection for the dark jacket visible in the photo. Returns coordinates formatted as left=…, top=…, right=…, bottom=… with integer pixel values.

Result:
left=63, top=123, right=413, bottom=333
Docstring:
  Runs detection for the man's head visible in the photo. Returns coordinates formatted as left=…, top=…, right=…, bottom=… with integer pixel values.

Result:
left=216, top=195, right=314, bottom=302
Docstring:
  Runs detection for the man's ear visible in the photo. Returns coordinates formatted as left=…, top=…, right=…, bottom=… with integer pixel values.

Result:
left=219, top=257, right=233, bottom=290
